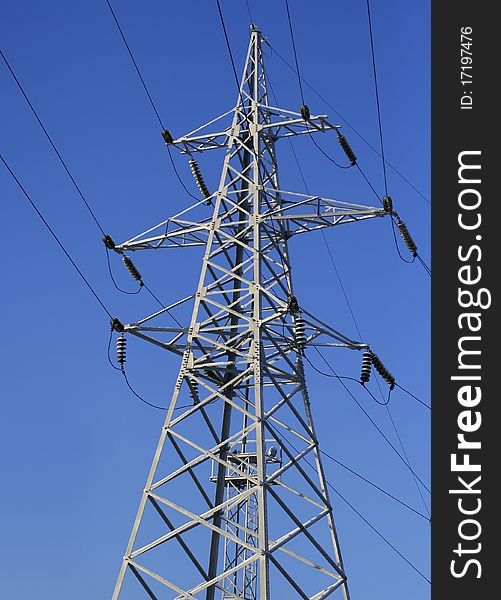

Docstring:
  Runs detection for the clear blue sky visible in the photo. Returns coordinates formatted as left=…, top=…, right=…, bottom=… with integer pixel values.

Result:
left=0, top=1, right=430, bottom=598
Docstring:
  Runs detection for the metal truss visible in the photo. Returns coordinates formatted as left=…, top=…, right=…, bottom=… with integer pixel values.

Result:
left=112, top=26, right=389, bottom=600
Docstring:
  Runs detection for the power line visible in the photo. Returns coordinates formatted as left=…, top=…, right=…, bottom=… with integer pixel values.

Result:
left=263, top=40, right=431, bottom=206
left=1, top=44, right=189, bottom=307
left=105, top=0, right=164, bottom=130
left=312, top=346, right=430, bottom=494
left=105, top=248, right=143, bottom=295
left=308, top=133, right=352, bottom=169
left=320, top=449, right=429, bottom=521
left=215, top=0, right=241, bottom=92
left=279, top=4, right=430, bottom=278
left=266, top=68, right=389, bottom=408
left=304, top=353, right=390, bottom=409
left=283, top=1, right=352, bottom=172
left=385, top=404, right=431, bottom=519
left=0, top=48, right=106, bottom=236
left=268, top=422, right=430, bottom=584
left=363, top=2, right=431, bottom=279
left=319, top=231, right=364, bottom=340
left=417, top=253, right=432, bottom=276
left=104, top=0, right=201, bottom=203
left=365, top=0, right=389, bottom=197
left=268, top=23, right=430, bottom=515
left=284, top=0, right=305, bottom=103
left=244, top=0, right=254, bottom=24
left=396, top=382, right=430, bottom=410
left=330, top=483, right=430, bottom=583
left=121, top=368, right=168, bottom=411
left=1, top=153, right=112, bottom=319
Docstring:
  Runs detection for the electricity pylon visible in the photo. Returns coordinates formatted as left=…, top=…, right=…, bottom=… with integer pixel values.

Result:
left=111, top=26, right=388, bottom=600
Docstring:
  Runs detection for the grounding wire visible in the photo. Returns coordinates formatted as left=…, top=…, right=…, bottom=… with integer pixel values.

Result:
left=1, top=153, right=113, bottom=319
left=267, top=421, right=430, bottom=583
left=263, top=40, right=431, bottom=206
left=313, top=345, right=430, bottom=494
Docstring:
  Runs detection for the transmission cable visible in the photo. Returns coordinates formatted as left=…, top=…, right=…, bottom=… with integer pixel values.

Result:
left=2, top=6, right=196, bottom=323
left=215, top=0, right=241, bottom=93
left=396, top=382, right=430, bottom=410
left=263, top=40, right=430, bottom=207
left=266, top=68, right=387, bottom=407
left=365, top=0, right=389, bottom=198
left=1, top=153, right=112, bottom=319
left=331, top=480, right=430, bottom=583
left=385, top=403, right=431, bottom=518
left=105, top=249, right=142, bottom=295
left=121, top=368, right=168, bottom=411
left=244, top=0, right=254, bottom=24
left=284, top=0, right=353, bottom=171
left=319, top=449, right=429, bottom=521
left=267, top=422, right=430, bottom=584
left=363, top=1, right=431, bottom=276
left=1, top=45, right=181, bottom=311
left=0, top=49, right=106, bottom=237
left=303, top=353, right=389, bottom=407
left=284, top=0, right=305, bottom=104
left=312, top=346, right=430, bottom=494
left=104, top=0, right=201, bottom=203
left=270, top=28, right=428, bottom=511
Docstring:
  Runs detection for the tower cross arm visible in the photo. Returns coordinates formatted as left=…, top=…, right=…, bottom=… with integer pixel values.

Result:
left=115, top=199, right=213, bottom=252
left=263, top=189, right=389, bottom=237
left=170, top=107, right=337, bottom=154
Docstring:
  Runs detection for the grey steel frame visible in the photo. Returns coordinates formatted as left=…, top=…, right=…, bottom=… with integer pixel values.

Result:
left=112, top=27, right=389, bottom=600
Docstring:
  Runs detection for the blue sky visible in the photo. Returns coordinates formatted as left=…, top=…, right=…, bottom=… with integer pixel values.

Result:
left=0, top=1, right=430, bottom=598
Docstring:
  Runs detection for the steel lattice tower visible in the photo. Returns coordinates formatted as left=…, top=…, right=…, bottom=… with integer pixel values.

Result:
left=112, top=26, right=388, bottom=600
